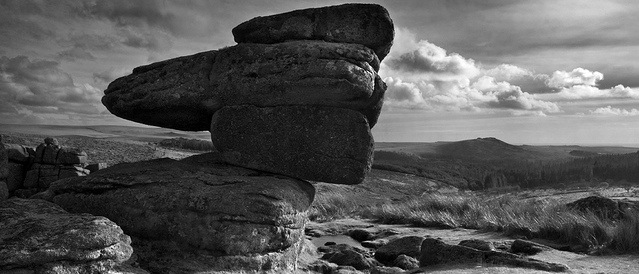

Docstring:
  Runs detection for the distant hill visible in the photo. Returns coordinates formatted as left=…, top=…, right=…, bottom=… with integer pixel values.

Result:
left=433, top=137, right=535, bottom=162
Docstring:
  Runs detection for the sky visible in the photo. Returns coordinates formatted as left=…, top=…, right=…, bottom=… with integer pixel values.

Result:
left=0, top=0, right=638, bottom=145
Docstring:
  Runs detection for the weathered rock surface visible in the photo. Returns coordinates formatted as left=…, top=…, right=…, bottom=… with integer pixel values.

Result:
left=0, top=137, right=7, bottom=202
left=45, top=153, right=315, bottom=272
left=103, top=41, right=385, bottom=131
left=0, top=198, right=132, bottom=272
left=320, top=244, right=375, bottom=270
left=35, top=142, right=88, bottom=165
left=459, top=239, right=496, bottom=251
left=4, top=143, right=34, bottom=163
left=374, top=236, right=425, bottom=264
left=566, top=195, right=626, bottom=220
left=211, top=105, right=374, bottom=185
left=419, top=238, right=569, bottom=272
left=232, top=3, right=394, bottom=60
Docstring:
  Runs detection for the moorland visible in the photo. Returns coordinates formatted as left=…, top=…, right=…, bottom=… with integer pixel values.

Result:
left=2, top=123, right=639, bottom=273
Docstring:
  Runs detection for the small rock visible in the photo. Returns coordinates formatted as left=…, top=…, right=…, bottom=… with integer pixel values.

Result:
left=392, top=254, right=419, bottom=270
left=511, top=239, right=545, bottom=255
left=459, top=239, right=496, bottom=251
left=419, top=238, right=483, bottom=267
left=325, top=241, right=337, bottom=246
left=306, top=259, right=338, bottom=273
left=362, top=239, right=389, bottom=249
left=85, top=162, right=108, bottom=173
left=44, top=137, right=59, bottom=146
left=375, top=236, right=425, bottom=265
left=321, top=244, right=373, bottom=270
left=334, top=265, right=363, bottom=274
left=348, top=229, right=374, bottom=242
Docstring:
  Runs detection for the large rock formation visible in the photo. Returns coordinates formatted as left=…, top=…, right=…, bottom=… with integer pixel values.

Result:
left=232, top=3, right=394, bottom=61
left=211, top=105, right=374, bottom=185
left=46, top=153, right=315, bottom=272
left=103, top=41, right=384, bottom=131
left=0, top=198, right=133, bottom=273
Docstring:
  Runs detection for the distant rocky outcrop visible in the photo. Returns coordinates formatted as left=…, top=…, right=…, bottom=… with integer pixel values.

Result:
left=2, top=138, right=102, bottom=198
left=0, top=198, right=134, bottom=273
left=566, top=195, right=638, bottom=221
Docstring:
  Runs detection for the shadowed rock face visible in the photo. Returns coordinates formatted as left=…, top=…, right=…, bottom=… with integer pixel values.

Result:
left=47, top=153, right=315, bottom=256
left=211, top=105, right=374, bottom=185
left=0, top=198, right=132, bottom=272
left=102, top=41, right=384, bottom=131
left=232, top=3, right=394, bottom=61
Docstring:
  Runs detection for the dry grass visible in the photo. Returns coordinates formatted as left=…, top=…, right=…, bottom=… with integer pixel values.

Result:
left=309, top=191, right=639, bottom=253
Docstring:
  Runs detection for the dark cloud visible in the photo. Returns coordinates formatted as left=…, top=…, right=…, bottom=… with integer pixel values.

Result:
left=0, top=55, right=102, bottom=113
left=58, top=47, right=97, bottom=61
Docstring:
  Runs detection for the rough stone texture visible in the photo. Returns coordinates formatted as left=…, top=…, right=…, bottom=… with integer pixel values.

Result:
left=6, top=162, right=26, bottom=191
left=374, top=236, right=425, bottom=264
left=566, top=195, right=624, bottom=220
left=392, top=254, right=419, bottom=270
left=347, top=229, right=375, bottom=242
left=0, top=198, right=132, bottom=272
left=370, top=266, right=404, bottom=274
left=419, top=238, right=569, bottom=272
left=320, top=244, right=374, bottom=270
left=131, top=235, right=307, bottom=274
left=4, top=143, right=34, bottom=163
left=103, top=41, right=385, bottom=131
left=23, top=163, right=90, bottom=189
left=47, top=152, right=315, bottom=258
left=86, top=162, right=108, bottom=173
left=510, top=239, right=546, bottom=255
left=211, top=105, right=374, bottom=185
left=35, top=143, right=88, bottom=165
left=0, top=181, right=7, bottom=202
left=232, top=3, right=394, bottom=61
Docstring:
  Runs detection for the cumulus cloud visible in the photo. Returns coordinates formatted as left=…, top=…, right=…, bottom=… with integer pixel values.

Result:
left=381, top=29, right=559, bottom=115
left=58, top=46, right=97, bottom=61
left=548, top=68, right=604, bottom=88
left=0, top=55, right=103, bottom=115
left=387, top=40, right=480, bottom=78
left=590, top=106, right=639, bottom=116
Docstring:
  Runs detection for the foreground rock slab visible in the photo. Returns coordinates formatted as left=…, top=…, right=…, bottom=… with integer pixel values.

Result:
left=0, top=198, right=133, bottom=273
left=211, top=105, right=374, bottom=185
left=103, top=41, right=384, bottom=131
left=419, top=238, right=569, bottom=272
left=232, top=3, right=395, bottom=60
left=45, top=153, right=315, bottom=272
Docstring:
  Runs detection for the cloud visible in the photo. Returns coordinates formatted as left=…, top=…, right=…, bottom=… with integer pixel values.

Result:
left=58, top=46, right=97, bottom=61
left=387, top=40, right=480, bottom=78
left=548, top=68, right=604, bottom=88
left=483, top=64, right=552, bottom=94
left=590, top=106, right=639, bottom=116
left=0, top=55, right=103, bottom=115
left=92, top=68, right=127, bottom=84
left=550, top=84, right=639, bottom=100
left=381, top=30, right=559, bottom=115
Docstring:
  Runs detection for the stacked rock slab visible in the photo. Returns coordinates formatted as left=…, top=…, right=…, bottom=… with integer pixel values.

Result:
left=72, top=3, right=395, bottom=272
left=102, top=3, right=393, bottom=185
left=46, top=153, right=315, bottom=273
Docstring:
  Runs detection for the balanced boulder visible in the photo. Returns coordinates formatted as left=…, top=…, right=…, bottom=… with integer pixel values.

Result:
left=232, top=3, right=395, bottom=60
left=211, top=105, right=374, bottom=185
left=103, top=41, right=384, bottom=131
left=0, top=198, right=132, bottom=273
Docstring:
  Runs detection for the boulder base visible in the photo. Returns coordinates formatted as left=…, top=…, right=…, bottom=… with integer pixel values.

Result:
left=211, top=105, right=374, bottom=185
left=46, top=153, right=315, bottom=272
left=0, top=198, right=132, bottom=273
